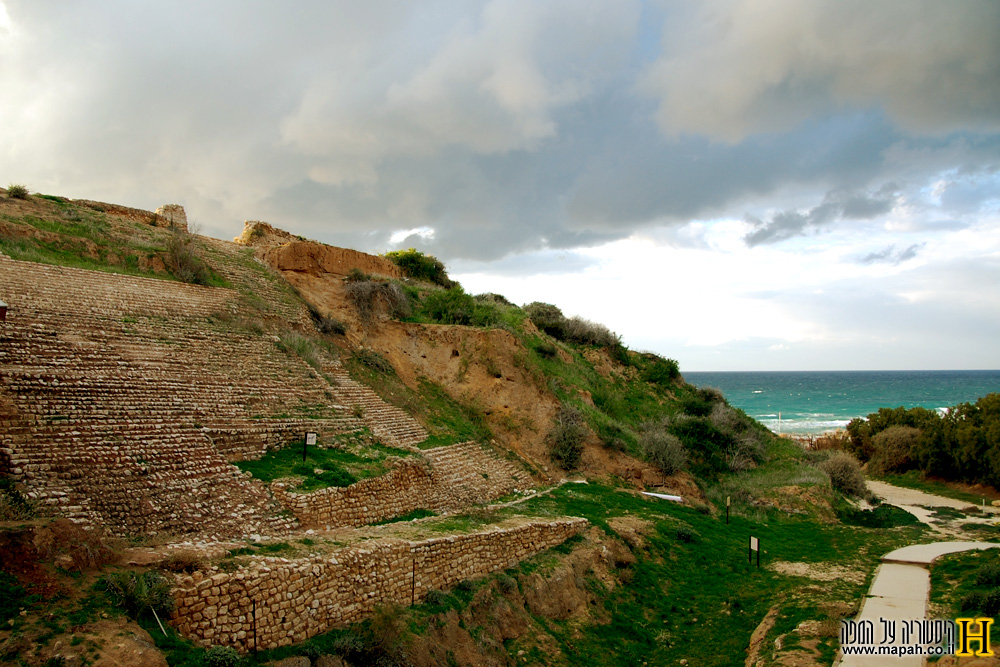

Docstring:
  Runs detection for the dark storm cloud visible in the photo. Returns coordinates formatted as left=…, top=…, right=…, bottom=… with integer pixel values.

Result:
left=743, top=186, right=899, bottom=247
left=858, top=244, right=925, bottom=265
left=1, top=0, right=998, bottom=262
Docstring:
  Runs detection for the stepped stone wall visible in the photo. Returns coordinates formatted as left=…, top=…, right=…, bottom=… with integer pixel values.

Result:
left=272, top=441, right=532, bottom=529
left=0, top=245, right=529, bottom=539
left=0, top=257, right=388, bottom=538
left=170, top=517, right=587, bottom=651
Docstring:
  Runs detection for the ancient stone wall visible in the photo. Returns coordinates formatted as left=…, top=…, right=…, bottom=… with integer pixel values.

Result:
left=154, top=204, right=189, bottom=232
left=0, top=258, right=364, bottom=538
left=170, top=518, right=587, bottom=651
left=271, top=441, right=532, bottom=529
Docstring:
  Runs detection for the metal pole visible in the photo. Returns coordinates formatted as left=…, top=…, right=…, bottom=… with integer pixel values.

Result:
left=253, top=599, right=257, bottom=654
left=756, top=540, right=760, bottom=568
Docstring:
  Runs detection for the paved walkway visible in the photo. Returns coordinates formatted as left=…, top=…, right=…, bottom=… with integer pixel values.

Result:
left=837, top=504, right=1000, bottom=667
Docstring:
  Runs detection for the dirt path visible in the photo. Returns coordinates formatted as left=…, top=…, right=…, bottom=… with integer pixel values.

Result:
left=867, top=480, right=999, bottom=536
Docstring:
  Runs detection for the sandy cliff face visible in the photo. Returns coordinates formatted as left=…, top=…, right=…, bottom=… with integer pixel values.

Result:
left=249, top=236, right=558, bottom=468
left=252, top=233, right=691, bottom=487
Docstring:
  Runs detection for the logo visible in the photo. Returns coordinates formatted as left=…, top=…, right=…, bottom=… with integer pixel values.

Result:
left=840, top=618, right=994, bottom=657
left=955, top=618, right=994, bottom=657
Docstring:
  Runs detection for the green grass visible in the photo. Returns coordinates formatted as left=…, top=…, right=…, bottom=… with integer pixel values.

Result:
left=369, top=508, right=437, bottom=526
left=880, top=471, right=991, bottom=505
left=496, top=482, right=923, bottom=666
left=0, top=206, right=231, bottom=287
left=343, top=353, right=492, bottom=448
left=235, top=439, right=414, bottom=492
left=929, top=548, right=1000, bottom=647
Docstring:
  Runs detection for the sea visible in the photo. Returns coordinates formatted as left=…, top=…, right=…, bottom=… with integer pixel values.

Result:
left=683, top=370, right=1000, bottom=436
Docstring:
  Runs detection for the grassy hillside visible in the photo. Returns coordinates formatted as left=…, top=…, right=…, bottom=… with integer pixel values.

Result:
left=0, top=188, right=937, bottom=667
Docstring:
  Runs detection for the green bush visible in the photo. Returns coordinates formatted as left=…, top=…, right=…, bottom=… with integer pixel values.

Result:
left=975, top=564, right=1000, bottom=587
left=203, top=645, right=241, bottom=667
left=960, top=589, right=1000, bottom=616
left=868, top=425, right=920, bottom=476
left=474, top=292, right=514, bottom=307
left=819, top=452, right=868, bottom=498
left=536, top=341, right=558, bottom=359
left=102, top=570, right=174, bottom=620
left=641, top=354, right=680, bottom=385
left=275, top=331, right=324, bottom=370
left=6, top=184, right=28, bottom=199
left=345, top=267, right=372, bottom=283
left=524, top=302, right=567, bottom=339
left=675, top=525, right=700, bottom=543
left=384, top=248, right=452, bottom=287
left=420, top=286, right=505, bottom=327
left=421, top=286, right=477, bottom=325
left=0, top=572, right=30, bottom=623
left=355, top=348, right=395, bottom=375
left=165, top=230, right=213, bottom=285
left=547, top=405, right=588, bottom=470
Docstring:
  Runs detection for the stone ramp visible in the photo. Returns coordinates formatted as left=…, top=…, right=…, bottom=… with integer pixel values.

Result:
left=272, top=441, right=533, bottom=529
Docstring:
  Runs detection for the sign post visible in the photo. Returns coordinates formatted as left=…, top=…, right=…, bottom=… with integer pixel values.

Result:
left=726, top=496, right=730, bottom=525
left=749, top=536, right=760, bottom=568
left=303, top=431, right=317, bottom=462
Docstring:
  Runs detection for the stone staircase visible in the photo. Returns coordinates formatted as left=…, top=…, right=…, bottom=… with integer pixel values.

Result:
left=0, top=257, right=423, bottom=538
left=0, top=250, right=531, bottom=539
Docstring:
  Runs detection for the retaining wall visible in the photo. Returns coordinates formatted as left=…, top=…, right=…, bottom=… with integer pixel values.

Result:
left=170, top=517, right=587, bottom=651
left=271, top=441, right=533, bottom=529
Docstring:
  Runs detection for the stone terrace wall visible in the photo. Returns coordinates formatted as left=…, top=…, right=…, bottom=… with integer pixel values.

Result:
left=272, top=441, right=532, bottom=529
left=0, top=257, right=365, bottom=538
left=170, top=517, right=587, bottom=651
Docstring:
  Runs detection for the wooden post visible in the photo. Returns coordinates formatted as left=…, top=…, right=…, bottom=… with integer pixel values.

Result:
left=726, top=496, right=730, bottom=525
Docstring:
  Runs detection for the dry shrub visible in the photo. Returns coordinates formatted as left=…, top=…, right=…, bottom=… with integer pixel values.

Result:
left=103, top=570, right=174, bottom=620
left=640, top=421, right=688, bottom=475
left=166, top=229, right=212, bottom=285
left=811, top=431, right=851, bottom=451
left=819, top=452, right=868, bottom=498
left=563, top=316, right=619, bottom=347
left=6, top=184, right=28, bottom=199
left=36, top=519, right=119, bottom=570
left=868, top=425, right=921, bottom=476
left=161, top=549, right=206, bottom=573
left=547, top=406, right=588, bottom=470
left=346, top=280, right=411, bottom=322
left=0, top=479, right=35, bottom=520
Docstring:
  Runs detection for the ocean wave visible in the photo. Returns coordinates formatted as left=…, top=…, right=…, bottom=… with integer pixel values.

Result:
left=758, top=417, right=849, bottom=435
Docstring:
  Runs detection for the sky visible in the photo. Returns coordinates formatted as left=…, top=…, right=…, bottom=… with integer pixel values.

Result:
left=1, top=1, right=999, bottom=371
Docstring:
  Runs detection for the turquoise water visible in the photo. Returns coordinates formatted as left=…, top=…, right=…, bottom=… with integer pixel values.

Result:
left=683, top=370, right=1000, bottom=435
